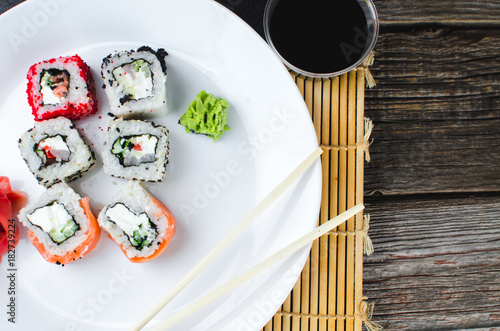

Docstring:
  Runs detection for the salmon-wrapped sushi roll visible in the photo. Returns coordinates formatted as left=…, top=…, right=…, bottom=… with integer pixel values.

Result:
left=26, top=54, right=98, bottom=121
left=97, top=181, right=175, bottom=263
left=17, top=182, right=101, bottom=265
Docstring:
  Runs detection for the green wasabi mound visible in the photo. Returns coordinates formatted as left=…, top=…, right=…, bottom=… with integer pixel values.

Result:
left=179, top=90, right=230, bottom=142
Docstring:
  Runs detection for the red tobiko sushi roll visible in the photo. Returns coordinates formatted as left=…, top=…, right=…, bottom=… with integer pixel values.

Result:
left=26, top=55, right=98, bottom=121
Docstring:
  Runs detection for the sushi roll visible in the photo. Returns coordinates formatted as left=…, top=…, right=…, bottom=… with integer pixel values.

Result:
left=97, top=181, right=175, bottom=263
left=101, top=117, right=170, bottom=182
left=101, top=46, right=168, bottom=117
left=18, top=117, right=96, bottom=188
left=26, top=54, right=98, bottom=121
left=17, top=182, right=101, bottom=265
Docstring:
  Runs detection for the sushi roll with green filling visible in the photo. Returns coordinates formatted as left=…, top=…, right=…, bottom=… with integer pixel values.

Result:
left=102, top=118, right=170, bottom=182
left=18, top=117, right=95, bottom=187
left=101, top=46, right=168, bottom=117
left=97, top=181, right=175, bottom=263
left=17, top=182, right=101, bottom=265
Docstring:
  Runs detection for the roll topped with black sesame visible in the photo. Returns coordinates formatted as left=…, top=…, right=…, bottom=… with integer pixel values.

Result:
left=101, top=46, right=168, bottom=118
left=18, top=117, right=96, bottom=188
left=101, top=117, right=170, bottom=182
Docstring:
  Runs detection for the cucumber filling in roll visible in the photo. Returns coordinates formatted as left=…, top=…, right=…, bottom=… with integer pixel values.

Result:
left=111, top=134, right=158, bottom=167
left=105, top=203, right=158, bottom=250
left=35, top=134, right=71, bottom=167
left=112, top=59, right=153, bottom=103
left=26, top=201, right=80, bottom=245
left=40, top=69, right=70, bottom=106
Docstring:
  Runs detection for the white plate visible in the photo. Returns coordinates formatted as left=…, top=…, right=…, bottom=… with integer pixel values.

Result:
left=0, top=0, right=321, bottom=330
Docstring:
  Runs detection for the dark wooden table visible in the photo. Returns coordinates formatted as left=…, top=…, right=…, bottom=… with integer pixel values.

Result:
left=2, top=0, right=499, bottom=330
left=355, top=1, right=500, bottom=329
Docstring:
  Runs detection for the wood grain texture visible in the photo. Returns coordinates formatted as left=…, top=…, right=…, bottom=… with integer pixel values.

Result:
left=364, top=119, right=500, bottom=195
left=363, top=194, right=500, bottom=330
left=366, top=29, right=500, bottom=120
left=364, top=28, right=500, bottom=196
left=363, top=11, right=500, bottom=328
left=373, top=0, right=500, bottom=24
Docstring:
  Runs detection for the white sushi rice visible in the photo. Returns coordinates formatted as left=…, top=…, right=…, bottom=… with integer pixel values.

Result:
left=102, top=117, right=169, bottom=182
left=101, top=46, right=168, bottom=117
left=18, top=182, right=90, bottom=260
left=97, top=181, right=170, bottom=259
left=18, top=117, right=95, bottom=187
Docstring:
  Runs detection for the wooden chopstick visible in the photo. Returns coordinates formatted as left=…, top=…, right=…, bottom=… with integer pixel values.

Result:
left=129, top=147, right=323, bottom=331
left=150, top=204, right=365, bottom=331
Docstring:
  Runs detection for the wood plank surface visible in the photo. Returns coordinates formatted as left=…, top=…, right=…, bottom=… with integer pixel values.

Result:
left=363, top=3, right=500, bottom=324
left=365, top=29, right=500, bottom=120
left=363, top=194, right=500, bottom=330
left=373, top=0, right=500, bottom=24
left=361, top=1, right=500, bottom=329
left=364, top=28, right=500, bottom=196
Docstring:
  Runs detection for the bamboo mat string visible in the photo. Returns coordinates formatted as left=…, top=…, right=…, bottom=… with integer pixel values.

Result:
left=362, top=51, right=376, bottom=88
left=362, top=214, right=374, bottom=256
left=363, top=117, right=374, bottom=162
left=320, top=117, right=374, bottom=162
left=274, top=296, right=381, bottom=331
left=328, top=214, right=374, bottom=256
left=358, top=297, right=382, bottom=331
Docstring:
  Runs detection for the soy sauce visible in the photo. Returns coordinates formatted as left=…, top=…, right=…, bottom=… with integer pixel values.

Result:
left=268, top=0, right=369, bottom=74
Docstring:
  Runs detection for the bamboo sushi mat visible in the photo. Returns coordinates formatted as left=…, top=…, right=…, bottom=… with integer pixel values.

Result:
left=261, top=67, right=378, bottom=331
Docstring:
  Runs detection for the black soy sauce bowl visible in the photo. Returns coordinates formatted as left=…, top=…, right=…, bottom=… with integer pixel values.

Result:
left=263, top=0, right=379, bottom=78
